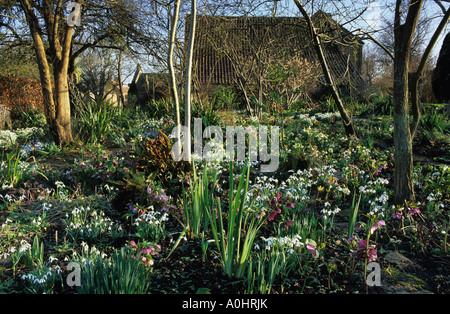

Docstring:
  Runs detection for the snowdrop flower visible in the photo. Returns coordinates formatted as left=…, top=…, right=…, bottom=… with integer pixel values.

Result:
left=55, top=181, right=66, bottom=189
left=427, top=193, right=436, bottom=202
left=19, top=241, right=31, bottom=253
left=48, top=256, right=58, bottom=263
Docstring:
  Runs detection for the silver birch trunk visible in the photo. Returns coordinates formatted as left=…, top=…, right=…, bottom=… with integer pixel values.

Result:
left=184, top=0, right=197, bottom=163
left=168, top=0, right=182, bottom=159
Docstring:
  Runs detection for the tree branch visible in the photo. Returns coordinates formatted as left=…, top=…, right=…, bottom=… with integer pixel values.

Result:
left=357, top=28, right=395, bottom=61
left=411, top=2, right=450, bottom=136
left=71, top=33, right=110, bottom=60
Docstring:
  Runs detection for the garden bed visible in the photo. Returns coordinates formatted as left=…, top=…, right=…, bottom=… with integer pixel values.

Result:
left=0, top=107, right=449, bottom=296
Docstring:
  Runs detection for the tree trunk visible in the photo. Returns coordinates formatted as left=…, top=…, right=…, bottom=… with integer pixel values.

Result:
left=54, top=70, right=74, bottom=145
left=19, top=0, right=80, bottom=146
left=184, top=0, right=197, bottom=163
left=118, top=47, right=125, bottom=108
left=168, top=0, right=182, bottom=159
left=392, top=0, right=423, bottom=204
left=293, top=0, right=356, bottom=137
left=53, top=8, right=77, bottom=146
left=393, top=56, right=415, bottom=204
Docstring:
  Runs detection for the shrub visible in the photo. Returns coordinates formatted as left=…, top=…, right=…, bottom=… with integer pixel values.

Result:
left=419, top=107, right=449, bottom=134
left=11, top=108, right=47, bottom=130
left=144, top=99, right=173, bottom=120
left=73, top=99, right=122, bottom=145
left=135, top=131, right=191, bottom=195
left=368, top=93, right=394, bottom=116
left=212, top=87, right=238, bottom=111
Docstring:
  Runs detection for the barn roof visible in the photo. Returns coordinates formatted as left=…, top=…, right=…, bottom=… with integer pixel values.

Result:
left=187, top=13, right=365, bottom=91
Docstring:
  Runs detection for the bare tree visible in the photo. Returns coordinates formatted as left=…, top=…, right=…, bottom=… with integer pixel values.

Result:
left=268, top=52, right=320, bottom=110
left=16, top=0, right=84, bottom=145
left=410, top=1, right=450, bottom=137
left=185, top=0, right=197, bottom=163
left=293, top=0, right=357, bottom=137
left=168, top=0, right=182, bottom=159
left=1, top=0, right=158, bottom=145
left=391, top=0, right=450, bottom=203
left=300, top=0, right=449, bottom=204
left=76, top=48, right=119, bottom=103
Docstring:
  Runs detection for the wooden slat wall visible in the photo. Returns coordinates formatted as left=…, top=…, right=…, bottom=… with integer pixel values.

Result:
left=189, top=15, right=364, bottom=89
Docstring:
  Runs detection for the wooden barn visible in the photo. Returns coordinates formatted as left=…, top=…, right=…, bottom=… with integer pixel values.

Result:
left=128, top=65, right=171, bottom=106
left=186, top=12, right=365, bottom=100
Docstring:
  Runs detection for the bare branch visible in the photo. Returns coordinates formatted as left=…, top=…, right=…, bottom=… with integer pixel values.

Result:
left=357, top=28, right=395, bottom=61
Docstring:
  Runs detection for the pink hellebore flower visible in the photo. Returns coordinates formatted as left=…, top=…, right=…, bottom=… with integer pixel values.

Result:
left=407, top=208, right=421, bottom=216
left=392, top=212, right=402, bottom=220
left=306, top=244, right=315, bottom=256
left=306, top=243, right=318, bottom=258
left=268, top=208, right=281, bottom=221
left=366, top=247, right=377, bottom=262
left=140, top=247, right=155, bottom=255
left=355, top=239, right=378, bottom=262
left=275, top=193, right=282, bottom=202
left=285, top=220, right=294, bottom=229
left=140, top=244, right=161, bottom=256
left=370, top=220, right=385, bottom=235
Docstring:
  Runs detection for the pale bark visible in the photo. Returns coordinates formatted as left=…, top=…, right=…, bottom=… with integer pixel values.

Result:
left=185, top=0, right=197, bottom=163
left=168, top=0, right=182, bottom=159
left=19, top=0, right=82, bottom=145
left=118, top=47, right=125, bottom=108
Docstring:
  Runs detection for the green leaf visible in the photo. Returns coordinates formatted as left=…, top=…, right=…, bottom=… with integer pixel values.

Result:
left=196, top=287, right=211, bottom=294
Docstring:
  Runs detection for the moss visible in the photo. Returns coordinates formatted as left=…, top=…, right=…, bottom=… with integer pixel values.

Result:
left=382, top=267, right=427, bottom=292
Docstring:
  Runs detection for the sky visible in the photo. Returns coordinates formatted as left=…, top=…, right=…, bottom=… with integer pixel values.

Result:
left=134, top=0, right=449, bottom=79
left=279, top=0, right=449, bottom=59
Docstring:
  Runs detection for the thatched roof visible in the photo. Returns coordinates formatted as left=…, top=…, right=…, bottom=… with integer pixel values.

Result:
left=187, top=13, right=365, bottom=92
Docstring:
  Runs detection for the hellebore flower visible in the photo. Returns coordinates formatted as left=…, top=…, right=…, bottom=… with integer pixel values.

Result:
left=355, top=239, right=377, bottom=262
left=370, top=220, right=385, bottom=235
left=129, top=241, right=137, bottom=248
left=392, top=212, right=402, bottom=220
left=275, top=193, right=282, bottom=202
left=285, top=220, right=294, bottom=229
left=306, top=243, right=316, bottom=257
left=305, top=240, right=319, bottom=259
left=140, top=247, right=155, bottom=255
left=268, top=208, right=281, bottom=221
left=407, top=208, right=421, bottom=216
